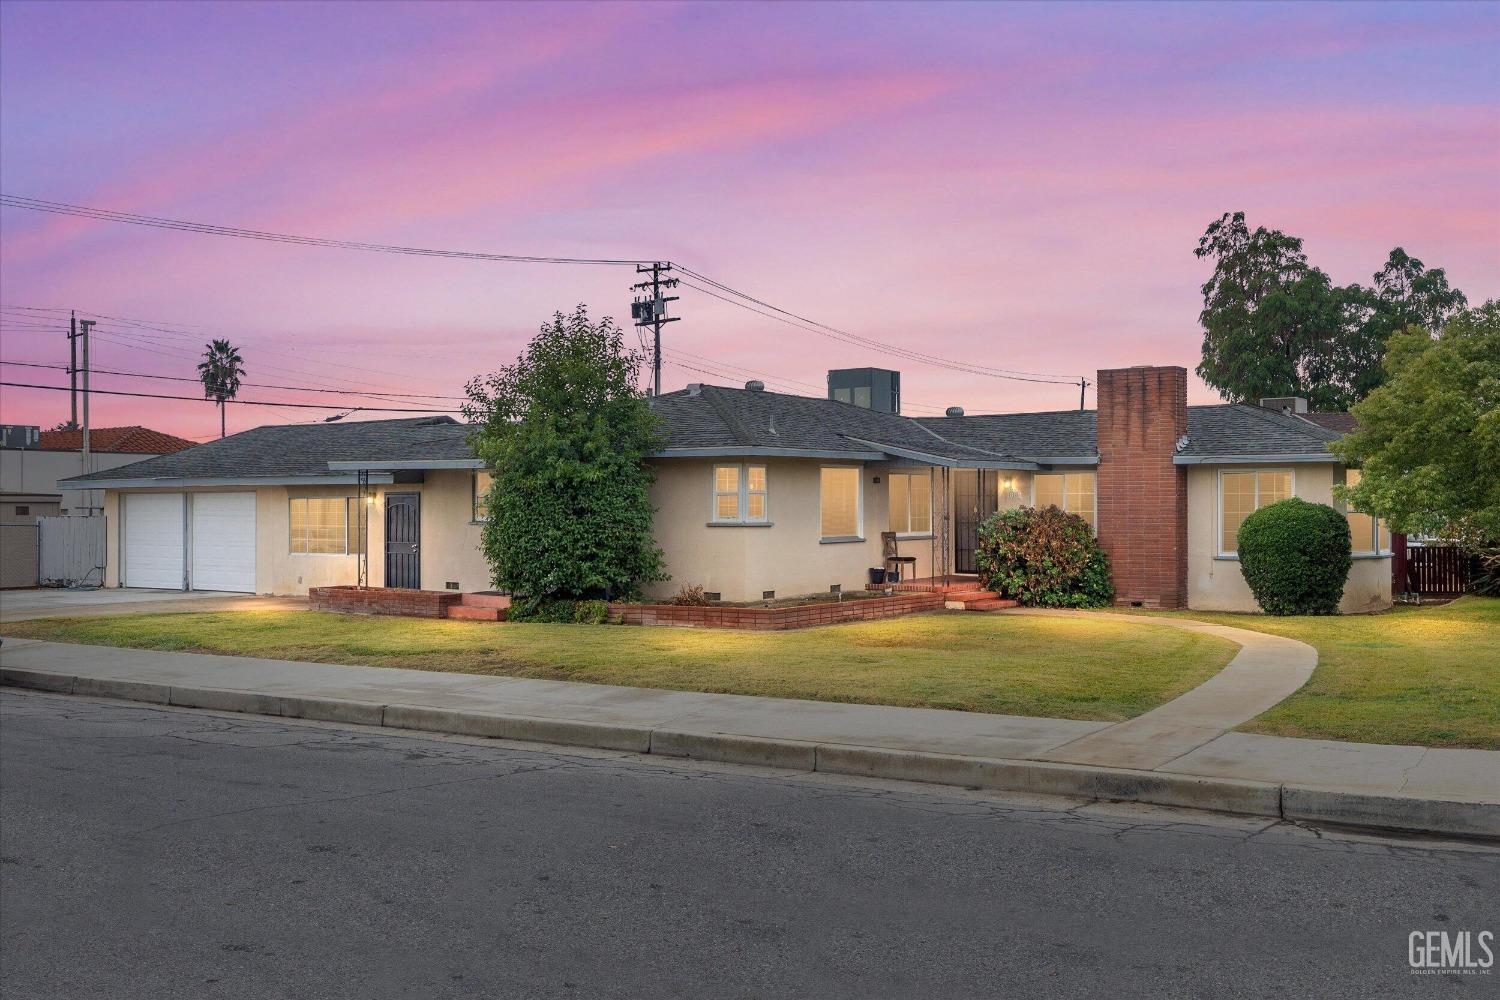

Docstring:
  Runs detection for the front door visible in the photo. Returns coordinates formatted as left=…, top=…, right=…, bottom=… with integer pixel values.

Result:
left=384, top=492, right=421, bottom=589
left=952, top=470, right=996, bottom=575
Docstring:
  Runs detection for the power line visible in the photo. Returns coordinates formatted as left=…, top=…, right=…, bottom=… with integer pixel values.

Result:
left=0, top=359, right=467, bottom=401
left=1, top=380, right=460, bottom=413
left=0, top=195, right=651, bottom=266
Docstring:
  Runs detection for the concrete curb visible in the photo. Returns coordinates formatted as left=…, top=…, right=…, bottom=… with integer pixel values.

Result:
left=4, top=665, right=1495, bottom=840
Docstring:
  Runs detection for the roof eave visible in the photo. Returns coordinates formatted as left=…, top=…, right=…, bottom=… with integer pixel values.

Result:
left=65, top=473, right=398, bottom=489
left=326, top=459, right=481, bottom=471
left=841, top=436, right=1040, bottom=470
left=1173, top=453, right=1338, bottom=465
left=651, top=446, right=889, bottom=461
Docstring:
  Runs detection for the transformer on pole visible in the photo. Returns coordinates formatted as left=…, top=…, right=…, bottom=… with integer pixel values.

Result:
left=631, top=262, right=679, bottom=396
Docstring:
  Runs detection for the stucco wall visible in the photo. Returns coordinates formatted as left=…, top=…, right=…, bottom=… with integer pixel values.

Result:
left=103, top=471, right=489, bottom=596
left=646, top=457, right=896, bottom=602
left=1186, top=463, right=1391, bottom=613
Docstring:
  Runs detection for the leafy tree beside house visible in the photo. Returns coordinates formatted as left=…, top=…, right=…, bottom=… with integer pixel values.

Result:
left=1195, top=213, right=1466, bottom=410
left=1334, top=302, right=1500, bottom=593
left=463, top=306, right=667, bottom=620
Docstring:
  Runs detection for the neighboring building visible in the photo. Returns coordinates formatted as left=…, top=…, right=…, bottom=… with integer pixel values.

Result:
left=1, top=424, right=196, bottom=589
left=62, top=366, right=1393, bottom=612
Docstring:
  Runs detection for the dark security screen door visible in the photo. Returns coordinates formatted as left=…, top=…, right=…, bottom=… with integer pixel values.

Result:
left=384, top=492, right=421, bottom=589
left=952, top=470, right=996, bottom=575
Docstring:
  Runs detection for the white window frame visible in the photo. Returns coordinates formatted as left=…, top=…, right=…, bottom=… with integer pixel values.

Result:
left=1216, top=468, right=1295, bottom=558
left=1031, top=471, right=1098, bottom=533
left=819, top=464, right=864, bottom=542
left=1342, top=469, right=1391, bottom=557
left=888, top=470, right=933, bottom=537
left=472, top=469, right=493, bottom=523
left=709, top=463, right=769, bottom=525
left=289, top=496, right=362, bottom=556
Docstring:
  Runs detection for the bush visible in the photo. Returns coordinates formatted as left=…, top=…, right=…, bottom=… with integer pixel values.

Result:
left=976, top=506, right=1113, bottom=608
left=1237, top=498, right=1352, bottom=615
left=671, top=585, right=711, bottom=607
left=510, top=596, right=611, bottom=624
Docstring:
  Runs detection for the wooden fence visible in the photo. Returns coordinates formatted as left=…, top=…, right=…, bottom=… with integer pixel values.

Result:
left=1403, top=545, right=1477, bottom=595
left=38, top=516, right=107, bottom=587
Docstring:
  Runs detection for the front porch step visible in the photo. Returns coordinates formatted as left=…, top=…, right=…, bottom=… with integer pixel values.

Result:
left=446, top=605, right=504, bottom=622
left=965, top=598, right=1019, bottom=611
left=460, top=592, right=511, bottom=610
left=942, top=590, right=999, bottom=610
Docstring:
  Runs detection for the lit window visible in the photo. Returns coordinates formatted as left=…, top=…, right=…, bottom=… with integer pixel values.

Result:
left=473, top=470, right=494, bottom=522
left=290, top=497, right=364, bottom=555
left=1344, top=469, right=1390, bottom=555
left=820, top=466, right=862, bottom=539
left=711, top=464, right=768, bottom=523
left=1219, top=470, right=1293, bottom=555
left=1033, top=472, right=1096, bottom=528
left=888, top=471, right=932, bottom=535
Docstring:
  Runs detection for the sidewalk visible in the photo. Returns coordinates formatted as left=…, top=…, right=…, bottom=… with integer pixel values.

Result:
left=2, top=636, right=1496, bottom=838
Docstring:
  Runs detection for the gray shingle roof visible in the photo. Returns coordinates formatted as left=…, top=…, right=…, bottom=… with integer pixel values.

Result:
left=67, top=389, right=1347, bottom=486
left=1179, top=404, right=1340, bottom=459
left=64, top=416, right=472, bottom=483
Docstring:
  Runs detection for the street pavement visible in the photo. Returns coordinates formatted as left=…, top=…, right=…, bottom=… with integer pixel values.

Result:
left=2, top=690, right=1496, bottom=999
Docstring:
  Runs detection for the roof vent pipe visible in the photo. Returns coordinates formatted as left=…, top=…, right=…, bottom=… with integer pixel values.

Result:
left=945, top=406, right=965, bottom=417
left=745, top=380, right=765, bottom=391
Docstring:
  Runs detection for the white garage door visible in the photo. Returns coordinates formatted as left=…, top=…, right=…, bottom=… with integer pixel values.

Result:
left=190, top=493, right=256, bottom=593
left=123, top=493, right=185, bottom=589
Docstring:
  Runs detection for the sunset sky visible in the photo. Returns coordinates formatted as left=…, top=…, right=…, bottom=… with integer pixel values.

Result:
left=1, top=0, right=1496, bottom=440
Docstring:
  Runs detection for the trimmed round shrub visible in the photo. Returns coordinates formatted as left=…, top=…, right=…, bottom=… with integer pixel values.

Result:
left=1236, top=498, right=1352, bottom=616
left=976, top=506, right=1113, bottom=608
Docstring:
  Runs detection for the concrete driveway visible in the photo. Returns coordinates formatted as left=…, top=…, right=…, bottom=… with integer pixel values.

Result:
left=0, top=588, right=304, bottom=623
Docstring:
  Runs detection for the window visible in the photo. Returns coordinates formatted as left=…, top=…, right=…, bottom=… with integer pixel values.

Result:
left=1344, top=469, right=1391, bottom=555
left=1033, top=472, right=1096, bottom=529
left=473, top=470, right=494, bottom=522
left=1219, top=470, right=1292, bottom=555
left=710, top=464, right=768, bottom=523
left=290, top=497, right=365, bottom=555
left=820, top=466, right=862, bottom=539
left=888, top=471, right=932, bottom=535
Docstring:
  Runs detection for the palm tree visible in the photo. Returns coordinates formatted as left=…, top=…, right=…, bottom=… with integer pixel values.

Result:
left=197, top=339, right=246, bottom=439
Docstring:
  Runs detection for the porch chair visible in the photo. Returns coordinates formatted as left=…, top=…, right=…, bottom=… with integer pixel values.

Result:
left=881, top=531, right=917, bottom=584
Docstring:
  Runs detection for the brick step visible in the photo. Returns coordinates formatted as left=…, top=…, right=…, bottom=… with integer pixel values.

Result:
left=446, top=605, right=505, bottom=622
left=942, top=591, right=999, bottom=609
left=966, top=598, right=1019, bottom=611
left=460, top=592, right=511, bottom=610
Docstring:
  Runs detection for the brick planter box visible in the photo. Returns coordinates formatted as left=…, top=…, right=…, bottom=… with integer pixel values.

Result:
left=607, top=592, right=944, bottom=630
left=309, top=586, right=462, bottom=619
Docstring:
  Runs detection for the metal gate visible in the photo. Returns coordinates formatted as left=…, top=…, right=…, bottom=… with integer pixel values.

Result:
left=383, top=492, right=421, bottom=589
left=952, top=470, right=996, bottom=575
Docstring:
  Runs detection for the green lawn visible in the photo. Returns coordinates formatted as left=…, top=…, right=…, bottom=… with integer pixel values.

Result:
left=1, top=610, right=1235, bottom=722
left=1135, top=597, right=1500, bottom=750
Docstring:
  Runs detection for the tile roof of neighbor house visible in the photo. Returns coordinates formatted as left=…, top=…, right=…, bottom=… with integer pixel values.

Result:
left=35, top=425, right=197, bottom=454
left=65, top=388, right=1345, bottom=486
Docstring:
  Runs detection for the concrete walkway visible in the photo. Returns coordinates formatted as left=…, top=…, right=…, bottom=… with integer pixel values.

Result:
left=2, top=635, right=1495, bottom=838
left=1007, top=609, right=1317, bottom=770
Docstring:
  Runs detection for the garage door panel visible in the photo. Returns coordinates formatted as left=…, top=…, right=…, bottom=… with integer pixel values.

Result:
left=123, top=494, right=185, bottom=590
left=191, top=493, right=256, bottom=593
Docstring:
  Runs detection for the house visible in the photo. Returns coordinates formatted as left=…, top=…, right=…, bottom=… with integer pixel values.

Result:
left=1, top=424, right=196, bottom=589
left=60, top=365, right=1393, bottom=613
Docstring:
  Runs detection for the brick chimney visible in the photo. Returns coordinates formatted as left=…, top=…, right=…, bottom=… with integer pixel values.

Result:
left=1094, top=366, right=1188, bottom=609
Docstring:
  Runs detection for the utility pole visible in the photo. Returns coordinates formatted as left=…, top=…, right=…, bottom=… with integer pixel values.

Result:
left=631, top=262, right=679, bottom=396
left=78, top=319, right=94, bottom=482
left=68, top=310, right=78, bottom=428
left=1078, top=377, right=1090, bottom=412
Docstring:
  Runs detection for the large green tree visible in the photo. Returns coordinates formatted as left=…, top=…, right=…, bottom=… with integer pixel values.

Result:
left=1333, top=302, right=1498, bottom=564
left=463, top=306, right=666, bottom=612
left=1195, top=214, right=1467, bottom=410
